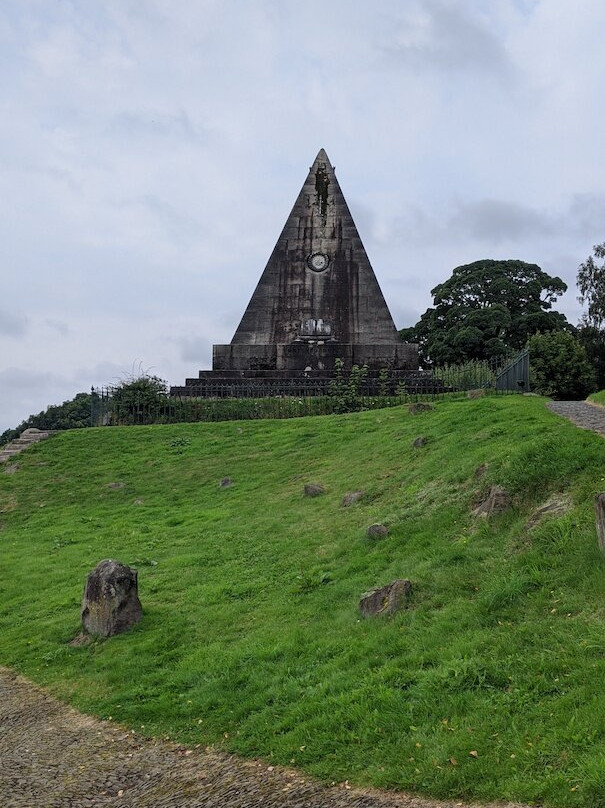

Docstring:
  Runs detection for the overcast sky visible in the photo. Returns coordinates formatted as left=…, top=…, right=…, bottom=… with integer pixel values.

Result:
left=1, top=0, right=604, bottom=431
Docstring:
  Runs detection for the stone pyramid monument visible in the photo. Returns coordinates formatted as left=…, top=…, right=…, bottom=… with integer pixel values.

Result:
left=172, top=149, right=418, bottom=395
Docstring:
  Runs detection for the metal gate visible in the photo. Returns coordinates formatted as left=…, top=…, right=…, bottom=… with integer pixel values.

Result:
left=495, top=349, right=530, bottom=392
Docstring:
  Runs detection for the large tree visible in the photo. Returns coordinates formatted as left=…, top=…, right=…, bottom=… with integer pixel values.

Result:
left=576, top=243, right=605, bottom=389
left=577, top=242, right=605, bottom=329
left=400, top=259, right=569, bottom=365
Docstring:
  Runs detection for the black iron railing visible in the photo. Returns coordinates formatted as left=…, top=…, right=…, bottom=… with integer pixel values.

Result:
left=91, top=351, right=529, bottom=427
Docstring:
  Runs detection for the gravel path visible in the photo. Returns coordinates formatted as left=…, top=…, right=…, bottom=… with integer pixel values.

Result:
left=0, top=668, right=528, bottom=808
left=546, top=400, right=605, bottom=434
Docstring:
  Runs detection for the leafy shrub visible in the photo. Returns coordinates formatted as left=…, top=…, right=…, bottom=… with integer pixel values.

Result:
left=528, top=330, right=597, bottom=399
left=107, top=374, right=169, bottom=425
left=328, top=359, right=369, bottom=413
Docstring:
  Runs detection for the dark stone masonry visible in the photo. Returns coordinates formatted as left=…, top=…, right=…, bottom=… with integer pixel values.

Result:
left=172, top=149, right=421, bottom=396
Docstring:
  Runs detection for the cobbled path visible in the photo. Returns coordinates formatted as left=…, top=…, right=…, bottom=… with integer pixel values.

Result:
left=0, top=668, right=528, bottom=808
left=546, top=400, right=605, bottom=434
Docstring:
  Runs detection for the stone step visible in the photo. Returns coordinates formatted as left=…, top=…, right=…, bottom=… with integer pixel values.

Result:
left=14, top=439, right=44, bottom=447
left=0, top=430, right=57, bottom=462
left=17, top=432, right=52, bottom=441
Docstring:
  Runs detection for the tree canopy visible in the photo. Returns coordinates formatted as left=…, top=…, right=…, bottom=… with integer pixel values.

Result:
left=400, top=259, right=569, bottom=365
left=577, top=242, right=605, bottom=330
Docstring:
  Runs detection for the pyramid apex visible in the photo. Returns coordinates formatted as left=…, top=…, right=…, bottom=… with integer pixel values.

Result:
left=313, top=148, right=332, bottom=167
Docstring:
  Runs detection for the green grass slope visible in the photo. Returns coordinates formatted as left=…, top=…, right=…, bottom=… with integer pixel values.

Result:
left=588, top=390, right=605, bottom=407
left=1, top=396, right=605, bottom=806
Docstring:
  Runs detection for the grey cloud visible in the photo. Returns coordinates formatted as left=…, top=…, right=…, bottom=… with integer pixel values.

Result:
left=116, top=194, right=200, bottom=243
left=435, top=194, right=605, bottom=246
left=567, top=194, right=605, bottom=240
left=450, top=199, right=557, bottom=242
left=393, top=197, right=564, bottom=247
left=0, top=367, right=58, bottom=391
left=34, top=165, right=82, bottom=192
left=218, top=308, right=246, bottom=330
left=348, top=199, right=377, bottom=241
left=45, top=318, right=71, bottom=336
left=107, top=109, right=207, bottom=143
left=82, top=361, right=145, bottom=389
left=0, top=308, right=28, bottom=336
left=388, top=301, right=423, bottom=330
left=385, top=1, right=512, bottom=77
left=392, top=205, right=436, bottom=245
left=176, top=336, right=211, bottom=363
left=0, top=367, right=68, bottom=432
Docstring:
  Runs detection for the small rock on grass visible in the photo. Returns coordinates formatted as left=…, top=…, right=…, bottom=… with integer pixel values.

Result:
left=219, top=477, right=233, bottom=489
left=408, top=402, right=434, bottom=415
left=304, top=483, right=325, bottom=497
left=81, top=559, right=142, bottom=638
left=342, top=491, right=365, bottom=507
left=367, top=523, right=388, bottom=540
left=527, top=495, right=570, bottom=529
left=107, top=482, right=125, bottom=490
left=473, top=485, right=511, bottom=517
left=359, top=579, right=412, bottom=618
left=69, top=632, right=92, bottom=647
left=474, top=462, right=489, bottom=479
left=412, top=436, right=427, bottom=448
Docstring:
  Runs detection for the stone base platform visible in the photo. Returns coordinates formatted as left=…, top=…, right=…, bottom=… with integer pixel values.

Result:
left=170, top=369, right=447, bottom=398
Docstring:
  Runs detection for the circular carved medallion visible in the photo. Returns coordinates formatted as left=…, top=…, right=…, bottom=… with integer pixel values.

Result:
left=306, top=252, right=330, bottom=272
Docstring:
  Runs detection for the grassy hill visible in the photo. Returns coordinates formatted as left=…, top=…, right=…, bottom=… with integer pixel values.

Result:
left=1, top=395, right=605, bottom=807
